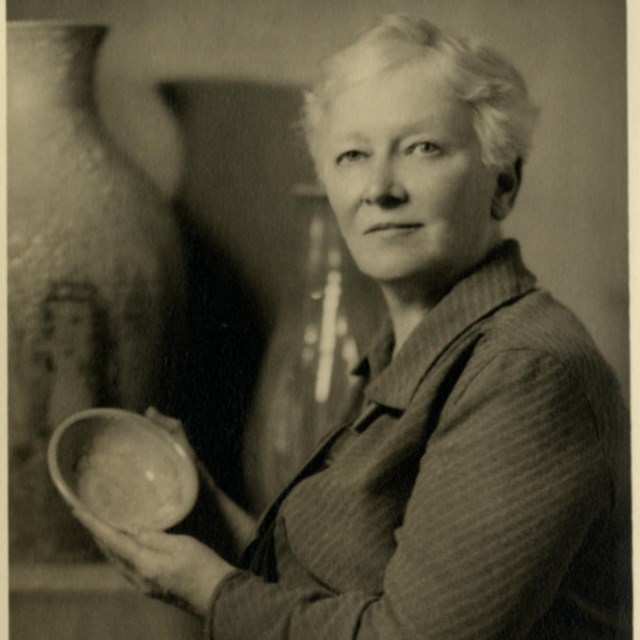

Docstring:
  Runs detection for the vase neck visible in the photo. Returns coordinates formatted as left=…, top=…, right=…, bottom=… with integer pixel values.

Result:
left=8, top=24, right=106, bottom=117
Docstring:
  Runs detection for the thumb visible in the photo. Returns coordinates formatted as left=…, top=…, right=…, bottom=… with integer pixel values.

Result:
left=135, top=529, right=181, bottom=551
left=145, top=407, right=181, bottom=432
left=144, top=408, right=194, bottom=458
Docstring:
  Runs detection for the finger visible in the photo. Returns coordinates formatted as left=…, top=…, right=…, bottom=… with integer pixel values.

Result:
left=121, top=570, right=154, bottom=594
left=145, top=408, right=195, bottom=460
left=73, top=505, right=136, bottom=537
left=107, top=555, right=156, bottom=595
left=94, top=536, right=139, bottom=575
left=135, top=529, right=170, bottom=547
left=95, top=536, right=125, bottom=564
left=100, top=545, right=142, bottom=585
left=135, top=530, right=185, bottom=554
left=145, top=407, right=182, bottom=433
left=152, top=591, right=196, bottom=615
left=92, top=526, right=156, bottom=594
left=73, top=508, right=146, bottom=560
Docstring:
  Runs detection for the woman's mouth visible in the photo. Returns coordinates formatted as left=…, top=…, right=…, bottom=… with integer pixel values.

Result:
left=364, top=223, right=424, bottom=235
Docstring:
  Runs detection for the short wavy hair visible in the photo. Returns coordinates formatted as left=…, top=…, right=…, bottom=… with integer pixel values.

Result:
left=302, top=14, right=539, bottom=176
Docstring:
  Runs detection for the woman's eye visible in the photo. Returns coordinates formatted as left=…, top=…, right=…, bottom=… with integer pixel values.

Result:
left=336, top=150, right=366, bottom=165
left=407, top=141, right=441, bottom=156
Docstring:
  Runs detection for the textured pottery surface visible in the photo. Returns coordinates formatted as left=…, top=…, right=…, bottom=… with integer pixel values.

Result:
left=8, top=22, right=185, bottom=562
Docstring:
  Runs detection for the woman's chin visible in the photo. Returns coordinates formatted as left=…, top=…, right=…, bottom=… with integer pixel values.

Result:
left=356, top=256, right=465, bottom=304
left=357, top=255, right=441, bottom=285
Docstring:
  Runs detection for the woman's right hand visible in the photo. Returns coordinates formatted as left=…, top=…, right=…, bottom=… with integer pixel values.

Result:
left=73, top=506, right=236, bottom=617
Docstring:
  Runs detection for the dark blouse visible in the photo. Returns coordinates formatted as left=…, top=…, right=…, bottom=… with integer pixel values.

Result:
left=206, top=240, right=631, bottom=639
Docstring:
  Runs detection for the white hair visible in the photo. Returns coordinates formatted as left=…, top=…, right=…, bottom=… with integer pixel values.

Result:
left=302, top=14, right=539, bottom=175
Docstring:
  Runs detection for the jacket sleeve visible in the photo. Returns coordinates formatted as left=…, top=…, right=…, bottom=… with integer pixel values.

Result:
left=206, top=349, right=613, bottom=639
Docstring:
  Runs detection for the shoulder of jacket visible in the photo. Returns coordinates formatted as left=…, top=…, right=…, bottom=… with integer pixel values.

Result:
left=459, top=290, right=627, bottom=433
left=476, top=289, right=612, bottom=381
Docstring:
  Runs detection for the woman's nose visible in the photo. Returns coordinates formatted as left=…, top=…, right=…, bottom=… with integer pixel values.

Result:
left=362, top=160, right=408, bottom=208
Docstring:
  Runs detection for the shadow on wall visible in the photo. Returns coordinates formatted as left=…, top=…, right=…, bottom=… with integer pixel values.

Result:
left=158, top=80, right=317, bottom=513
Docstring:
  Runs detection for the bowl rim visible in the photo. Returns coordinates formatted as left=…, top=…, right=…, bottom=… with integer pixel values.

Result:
left=47, top=407, right=199, bottom=532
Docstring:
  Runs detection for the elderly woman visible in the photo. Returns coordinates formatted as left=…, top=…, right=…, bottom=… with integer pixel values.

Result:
left=76, top=14, right=631, bottom=640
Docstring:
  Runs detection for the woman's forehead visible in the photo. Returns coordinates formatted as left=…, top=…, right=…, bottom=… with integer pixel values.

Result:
left=325, top=59, right=472, bottom=141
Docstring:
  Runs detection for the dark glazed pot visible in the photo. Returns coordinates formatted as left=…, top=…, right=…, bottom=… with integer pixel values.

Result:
left=8, top=22, right=185, bottom=561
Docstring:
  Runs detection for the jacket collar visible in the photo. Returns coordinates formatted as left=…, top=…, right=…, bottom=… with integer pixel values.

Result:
left=354, top=240, right=537, bottom=410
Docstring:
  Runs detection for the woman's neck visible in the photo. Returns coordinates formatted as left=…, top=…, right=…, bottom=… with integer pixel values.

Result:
left=380, top=286, right=439, bottom=359
left=380, top=238, right=504, bottom=357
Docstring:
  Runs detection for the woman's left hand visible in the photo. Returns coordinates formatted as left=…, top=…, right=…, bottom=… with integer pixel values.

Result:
left=73, top=507, right=236, bottom=617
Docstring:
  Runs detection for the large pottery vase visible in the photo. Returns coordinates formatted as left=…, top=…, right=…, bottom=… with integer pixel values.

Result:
left=8, top=22, right=185, bottom=562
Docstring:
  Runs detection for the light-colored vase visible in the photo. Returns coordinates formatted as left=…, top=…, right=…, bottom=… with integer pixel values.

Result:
left=8, top=22, right=185, bottom=562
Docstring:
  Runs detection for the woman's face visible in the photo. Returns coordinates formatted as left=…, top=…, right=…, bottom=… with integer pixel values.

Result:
left=320, top=58, right=502, bottom=296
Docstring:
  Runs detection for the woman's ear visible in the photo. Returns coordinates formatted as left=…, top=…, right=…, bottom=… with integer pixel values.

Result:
left=491, top=158, right=522, bottom=220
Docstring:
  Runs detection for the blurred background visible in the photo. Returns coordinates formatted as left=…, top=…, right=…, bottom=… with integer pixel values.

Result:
left=7, top=0, right=627, bottom=388
left=6, top=0, right=628, bottom=638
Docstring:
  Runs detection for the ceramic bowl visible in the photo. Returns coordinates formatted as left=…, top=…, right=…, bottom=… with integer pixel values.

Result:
left=48, top=408, right=199, bottom=533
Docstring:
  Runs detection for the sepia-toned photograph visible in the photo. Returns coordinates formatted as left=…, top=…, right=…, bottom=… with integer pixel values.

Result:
left=5, top=1, right=631, bottom=638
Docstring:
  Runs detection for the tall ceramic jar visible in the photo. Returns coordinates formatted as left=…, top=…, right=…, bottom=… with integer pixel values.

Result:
left=8, top=22, right=185, bottom=562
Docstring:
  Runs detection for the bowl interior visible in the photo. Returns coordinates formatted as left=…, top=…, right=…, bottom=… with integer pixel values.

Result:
left=50, top=410, right=198, bottom=532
